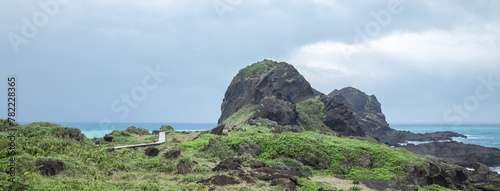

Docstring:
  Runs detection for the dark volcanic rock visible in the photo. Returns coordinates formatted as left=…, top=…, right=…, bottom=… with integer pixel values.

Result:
left=213, top=157, right=242, bottom=171
left=164, top=149, right=181, bottom=159
left=329, top=87, right=390, bottom=134
left=35, top=159, right=67, bottom=176
left=238, top=143, right=261, bottom=158
left=270, top=178, right=297, bottom=190
left=144, top=147, right=160, bottom=157
left=209, top=124, right=225, bottom=135
left=151, top=130, right=159, bottom=135
left=251, top=161, right=268, bottom=169
left=103, top=134, right=113, bottom=142
left=218, top=60, right=314, bottom=124
left=402, top=158, right=500, bottom=190
left=215, top=60, right=366, bottom=137
left=329, top=87, right=466, bottom=145
left=197, top=175, right=240, bottom=186
left=250, top=96, right=298, bottom=125
left=402, top=141, right=500, bottom=167
left=319, top=95, right=365, bottom=137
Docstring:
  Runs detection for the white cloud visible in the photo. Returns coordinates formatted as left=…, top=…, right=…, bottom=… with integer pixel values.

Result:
left=286, top=24, right=500, bottom=92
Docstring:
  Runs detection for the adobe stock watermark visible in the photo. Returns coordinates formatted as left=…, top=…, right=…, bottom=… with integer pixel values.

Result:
left=7, top=0, right=70, bottom=53
left=340, top=0, right=403, bottom=63
left=213, top=0, right=242, bottom=20
left=99, top=65, right=169, bottom=130
left=7, top=76, right=18, bottom=183
left=443, top=74, right=500, bottom=125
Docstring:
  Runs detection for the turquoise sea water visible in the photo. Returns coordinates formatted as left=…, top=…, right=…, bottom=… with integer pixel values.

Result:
left=391, top=124, right=500, bottom=172
left=391, top=124, right=500, bottom=149
left=20, top=122, right=217, bottom=139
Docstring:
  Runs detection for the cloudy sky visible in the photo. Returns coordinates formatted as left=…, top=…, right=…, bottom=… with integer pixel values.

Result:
left=1, top=0, right=499, bottom=127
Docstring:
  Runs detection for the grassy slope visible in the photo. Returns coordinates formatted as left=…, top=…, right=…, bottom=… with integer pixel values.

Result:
left=1, top=120, right=452, bottom=191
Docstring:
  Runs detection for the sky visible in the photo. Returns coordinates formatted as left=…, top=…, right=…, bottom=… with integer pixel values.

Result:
left=1, top=0, right=500, bottom=127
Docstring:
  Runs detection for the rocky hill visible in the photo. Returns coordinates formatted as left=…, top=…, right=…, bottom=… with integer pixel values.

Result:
left=329, top=87, right=466, bottom=146
left=218, top=60, right=365, bottom=137
left=330, top=87, right=500, bottom=167
left=217, top=60, right=500, bottom=168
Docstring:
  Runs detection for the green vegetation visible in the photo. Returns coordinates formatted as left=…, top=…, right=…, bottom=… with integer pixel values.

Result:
left=267, top=158, right=313, bottom=177
left=231, top=59, right=277, bottom=84
left=421, top=184, right=453, bottom=191
left=296, top=97, right=331, bottom=132
left=222, top=104, right=258, bottom=127
left=125, top=126, right=150, bottom=135
left=159, top=125, right=175, bottom=132
left=1, top=120, right=433, bottom=190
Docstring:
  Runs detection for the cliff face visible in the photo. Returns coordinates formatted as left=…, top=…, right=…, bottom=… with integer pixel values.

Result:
left=329, top=87, right=391, bottom=135
left=329, top=87, right=466, bottom=145
left=218, top=60, right=365, bottom=137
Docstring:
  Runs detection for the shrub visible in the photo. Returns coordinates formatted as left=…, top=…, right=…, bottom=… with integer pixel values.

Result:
left=296, top=98, right=329, bottom=132
left=125, top=126, right=150, bottom=135
left=159, top=125, right=175, bottom=132
left=176, top=157, right=193, bottom=174
left=266, top=158, right=314, bottom=177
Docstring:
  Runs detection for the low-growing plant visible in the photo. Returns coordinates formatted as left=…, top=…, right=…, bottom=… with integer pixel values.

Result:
left=295, top=177, right=336, bottom=191
left=266, top=158, right=313, bottom=177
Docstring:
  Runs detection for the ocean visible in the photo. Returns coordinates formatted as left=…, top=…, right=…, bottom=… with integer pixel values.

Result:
left=391, top=124, right=500, bottom=149
left=391, top=124, right=500, bottom=172
left=20, top=122, right=217, bottom=139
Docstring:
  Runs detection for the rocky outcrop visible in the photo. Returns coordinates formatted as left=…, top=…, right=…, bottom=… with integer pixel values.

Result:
left=320, top=95, right=365, bottom=137
left=103, top=134, right=113, bottom=142
left=402, top=141, right=500, bottom=167
left=144, top=147, right=160, bottom=157
left=216, top=60, right=365, bottom=137
left=329, top=87, right=466, bottom=145
left=35, top=159, right=67, bottom=176
left=329, top=87, right=500, bottom=168
left=164, top=149, right=181, bottom=159
left=125, top=126, right=150, bottom=135
left=401, top=159, right=500, bottom=190
left=212, top=157, right=242, bottom=171
left=238, top=143, right=261, bottom=158
left=200, top=156, right=305, bottom=189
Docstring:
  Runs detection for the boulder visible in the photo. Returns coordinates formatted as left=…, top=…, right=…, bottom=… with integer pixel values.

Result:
left=402, top=141, right=500, bottom=167
left=197, top=175, right=240, bottom=186
left=238, top=143, right=260, bottom=158
left=35, top=159, right=67, bottom=176
left=209, top=124, right=225, bottom=135
left=270, top=178, right=297, bottom=190
left=151, top=130, right=159, bottom=135
left=213, top=157, right=242, bottom=171
left=164, top=149, right=181, bottom=159
left=144, top=147, right=160, bottom=157
left=320, top=95, right=365, bottom=137
left=103, top=134, right=113, bottom=142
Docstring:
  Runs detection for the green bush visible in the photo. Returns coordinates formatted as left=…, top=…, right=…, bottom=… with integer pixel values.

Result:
left=179, top=134, right=218, bottom=152
left=296, top=177, right=335, bottom=191
left=257, top=131, right=425, bottom=182
left=125, top=126, right=150, bottom=135
left=296, top=98, right=330, bottom=132
left=159, top=125, right=175, bottom=132
left=266, top=158, right=314, bottom=177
